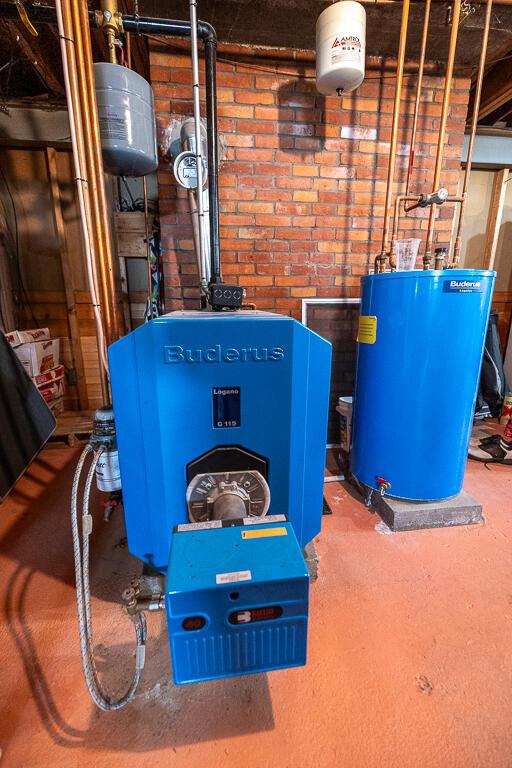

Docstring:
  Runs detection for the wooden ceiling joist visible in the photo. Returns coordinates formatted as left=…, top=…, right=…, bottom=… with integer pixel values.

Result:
left=478, top=56, right=512, bottom=121
left=5, top=19, right=64, bottom=97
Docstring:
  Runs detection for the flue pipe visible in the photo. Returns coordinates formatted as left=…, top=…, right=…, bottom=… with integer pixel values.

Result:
left=423, top=0, right=461, bottom=269
left=71, top=0, right=121, bottom=345
left=376, top=0, right=410, bottom=273
left=452, top=0, right=493, bottom=266
left=56, top=0, right=110, bottom=402
left=405, top=0, right=431, bottom=195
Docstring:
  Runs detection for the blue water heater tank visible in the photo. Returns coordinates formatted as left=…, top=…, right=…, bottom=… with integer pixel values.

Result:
left=351, top=269, right=495, bottom=501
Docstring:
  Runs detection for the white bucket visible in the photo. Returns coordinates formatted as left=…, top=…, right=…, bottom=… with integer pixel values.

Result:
left=336, top=396, right=353, bottom=453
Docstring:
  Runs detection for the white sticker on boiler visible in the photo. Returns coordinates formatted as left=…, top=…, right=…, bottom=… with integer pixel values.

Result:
left=216, top=570, right=252, bottom=585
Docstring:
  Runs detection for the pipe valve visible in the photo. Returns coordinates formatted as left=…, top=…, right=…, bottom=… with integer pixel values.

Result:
left=417, top=188, right=449, bottom=208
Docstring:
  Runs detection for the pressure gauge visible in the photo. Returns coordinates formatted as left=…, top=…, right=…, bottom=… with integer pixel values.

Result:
left=173, top=150, right=207, bottom=189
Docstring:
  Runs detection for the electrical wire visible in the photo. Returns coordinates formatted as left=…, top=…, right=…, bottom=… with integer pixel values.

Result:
left=71, top=443, right=147, bottom=711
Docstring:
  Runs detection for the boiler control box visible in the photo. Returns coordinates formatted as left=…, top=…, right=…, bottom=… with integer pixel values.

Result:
left=166, top=516, right=309, bottom=684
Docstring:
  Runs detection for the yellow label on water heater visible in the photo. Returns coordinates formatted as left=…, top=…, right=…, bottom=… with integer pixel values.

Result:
left=357, top=315, right=377, bottom=344
left=241, top=527, right=288, bottom=540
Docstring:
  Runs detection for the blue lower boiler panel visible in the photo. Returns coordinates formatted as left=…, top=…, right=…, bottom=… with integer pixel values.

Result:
left=351, top=269, right=495, bottom=501
left=166, top=518, right=309, bottom=685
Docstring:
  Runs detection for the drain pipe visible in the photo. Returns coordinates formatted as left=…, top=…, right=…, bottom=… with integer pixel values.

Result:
left=451, top=0, right=493, bottom=267
left=422, top=0, right=461, bottom=269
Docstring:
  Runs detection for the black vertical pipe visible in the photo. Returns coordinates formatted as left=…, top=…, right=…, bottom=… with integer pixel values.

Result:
left=203, top=35, right=222, bottom=283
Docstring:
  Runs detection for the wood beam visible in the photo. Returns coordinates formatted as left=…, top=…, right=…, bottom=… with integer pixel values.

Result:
left=479, top=56, right=512, bottom=120
left=5, top=20, right=64, bottom=96
left=484, top=168, right=509, bottom=270
left=45, top=147, right=89, bottom=409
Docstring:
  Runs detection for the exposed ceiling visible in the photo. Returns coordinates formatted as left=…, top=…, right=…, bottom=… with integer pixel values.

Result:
left=1, top=1, right=512, bottom=126
left=141, top=0, right=512, bottom=68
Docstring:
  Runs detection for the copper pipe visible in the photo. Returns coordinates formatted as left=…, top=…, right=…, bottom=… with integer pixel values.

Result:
left=100, top=0, right=121, bottom=64
left=452, top=0, right=493, bottom=266
left=125, top=31, right=132, bottom=69
left=390, top=193, right=464, bottom=268
left=423, top=0, right=461, bottom=269
left=71, top=0, right=121, bottom=346
left=58, top=0, right=110, bottom=402
left=376, top=0, right=410, bottom=273
left=405, top=0, right=431, bottom=196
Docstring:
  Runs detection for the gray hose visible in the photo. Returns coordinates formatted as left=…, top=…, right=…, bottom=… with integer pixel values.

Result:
left=71, top=444, right=147, bottom=711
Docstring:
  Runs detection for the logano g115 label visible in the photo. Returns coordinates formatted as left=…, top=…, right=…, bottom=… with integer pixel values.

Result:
left=164, top=344, right=285, bottom=364
left=443, top=279, right=483, bottom=294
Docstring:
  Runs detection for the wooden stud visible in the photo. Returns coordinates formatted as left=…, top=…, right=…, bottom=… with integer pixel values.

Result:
left=483, top=168, right=509, bottom=270
left=45, top=147, right=90, bottom=410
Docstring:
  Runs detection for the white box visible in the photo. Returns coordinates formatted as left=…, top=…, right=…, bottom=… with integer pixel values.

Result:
left=14, top=338, right=60, bottom=377
left=5, top=327, right=51, bottom=347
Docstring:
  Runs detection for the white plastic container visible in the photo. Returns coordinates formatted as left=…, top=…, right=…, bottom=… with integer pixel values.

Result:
left=96, top=449, right=121, bottom=492
left=396, top=238, right=421, bottom=271
left=94, top=62, right=158, bottom=177
left=336, top=396, right=353, bottom=453
left=316, top=1, right=366, bottom=96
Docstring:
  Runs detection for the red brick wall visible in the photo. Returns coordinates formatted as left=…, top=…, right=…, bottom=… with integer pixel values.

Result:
left=150, top=41, right=471, bottom=317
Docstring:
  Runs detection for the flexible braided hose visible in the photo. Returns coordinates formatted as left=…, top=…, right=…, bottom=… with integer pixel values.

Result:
left=71, top=444, right=147, bottom=711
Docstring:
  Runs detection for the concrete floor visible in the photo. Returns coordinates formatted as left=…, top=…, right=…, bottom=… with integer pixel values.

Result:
left=1, top=445, right=512, bottom=768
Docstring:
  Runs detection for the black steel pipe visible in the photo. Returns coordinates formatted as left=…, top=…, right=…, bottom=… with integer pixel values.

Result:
left=0, top=2, right=222, bottom=284
left=100, top=15, right=222, bottom=283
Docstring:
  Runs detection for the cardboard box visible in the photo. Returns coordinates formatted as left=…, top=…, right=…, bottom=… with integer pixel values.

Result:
left=33, top=364, right=65, bottom=387
left=38, top=376, right=65, bottom=404
left=47, top=396, right=64, bottom=416
left=14, top=338, right=60, bottom=377
left=5, top=328, right=51, bottom=347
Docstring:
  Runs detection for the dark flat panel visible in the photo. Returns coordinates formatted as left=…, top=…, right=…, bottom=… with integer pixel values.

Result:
left=0, top=333, right=56, bottom=501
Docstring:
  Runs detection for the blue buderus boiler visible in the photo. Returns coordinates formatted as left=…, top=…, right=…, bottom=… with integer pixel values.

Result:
left=351, top=269, right=495, bottom=501
left=109, top=310, right=331, bottom=684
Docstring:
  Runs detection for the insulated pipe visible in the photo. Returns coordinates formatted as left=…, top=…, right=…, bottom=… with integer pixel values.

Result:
left=376, top=0, right=410, bottom=273
left=189, top=0, right=207, bottom=295
left=423, top=0, right=461, bottom=269
left=73, top=0, right=121, bottom=346
left=405, top=0, right=431, bottom=196
left=452, top=0, right=493, bottom=266
left=56, top=0, right=110, bottom=401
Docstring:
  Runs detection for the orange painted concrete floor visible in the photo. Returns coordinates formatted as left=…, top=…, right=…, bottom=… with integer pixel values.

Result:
left=1, top=445, right=512, bottom=768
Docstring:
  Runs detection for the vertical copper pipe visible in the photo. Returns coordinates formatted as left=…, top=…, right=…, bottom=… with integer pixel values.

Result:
left=125, top=31, right=132, bottom=69
left=423, top=0, right=461, bottom=268
left=59, top=0, right=110, bottom=402
left=405, top=0, right=431, bottom=196
left=377, top=0, right=410, bottom=273
left=452, top=0, right=493, bottom=266
left=71, top=0, right=121, bottom=346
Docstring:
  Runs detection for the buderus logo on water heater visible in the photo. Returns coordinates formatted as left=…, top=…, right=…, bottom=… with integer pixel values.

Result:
left=163, top=344, right=285, bottom=364
left=443, top=279, right=483, bottom=294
